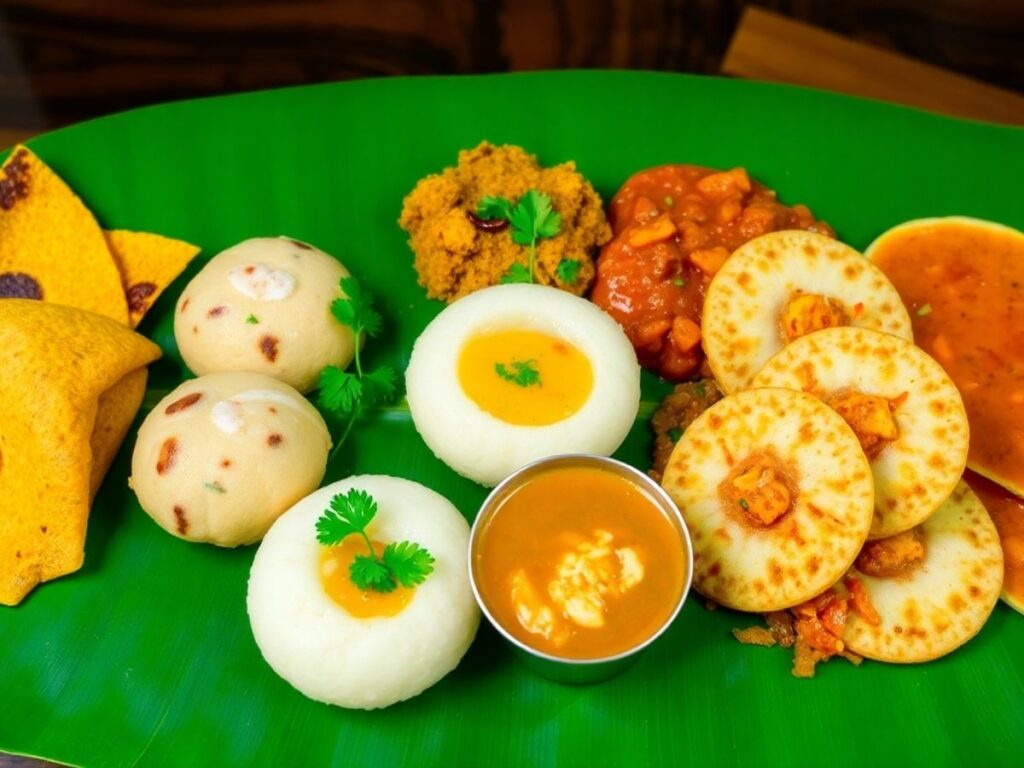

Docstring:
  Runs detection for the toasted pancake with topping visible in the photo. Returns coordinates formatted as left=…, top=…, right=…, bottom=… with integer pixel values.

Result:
left=702, top=231, right=912, bottom=393
left=751, top=327, right=969, bottom=539
left=104, top=230, right=200, bottom=328
left=842, top=480, right=1003, bottom=663
left=660, top=388, right=874, bottom=612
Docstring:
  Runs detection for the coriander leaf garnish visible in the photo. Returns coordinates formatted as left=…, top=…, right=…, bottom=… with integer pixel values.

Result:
left=738, top=498, right=750, bottom=511
left=315, top=489, right=434, bottom=593
left=672, top=277, right=687, bottom=288
left=499, top=263, right=532, bottom=285
left=916, top=304, right=933, bottom=317
left=317, top=277, right=399, bottom=462
left=478, top=189, right=562, bottom=284
left=556, top=258, right=581, bottom=285
left=332, top=276, right=383, bottom=339
left=350, top=554, right=397, bottom=593
left=694, top=381, right=707, bottom=398
left=204, top=480, right=226, bottom=494
left=383, top=541, right=436, bottom=588
left=495, top=359, right=541, bottom=388
left=477, top=196, right=513, bottom=222
left=668, top=427, right=683, bottom=443
left=245, top=314, right=260, bottom=324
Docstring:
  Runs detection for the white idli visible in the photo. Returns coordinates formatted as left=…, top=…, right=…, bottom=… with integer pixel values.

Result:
left=405, top=283, right=641, bottom=486
left=246, top=475, right=480, bottom=709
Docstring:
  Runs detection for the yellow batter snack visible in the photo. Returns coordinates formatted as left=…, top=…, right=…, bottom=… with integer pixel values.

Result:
left=399, top=142, right=611, bottom=301
left=0, top=146, right=128, bottom=324
left=0, top=300, right=161, bottom=606
left=105, top=229, right=200, bottom=327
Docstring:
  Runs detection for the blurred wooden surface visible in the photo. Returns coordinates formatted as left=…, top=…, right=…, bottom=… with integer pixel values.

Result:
left=724, top=7, right=1024, bottom=125
left=0, top=0, right=1022, bottom=136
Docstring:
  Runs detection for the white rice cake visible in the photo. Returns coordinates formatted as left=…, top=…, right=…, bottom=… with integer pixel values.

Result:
left=660, top=387, right=874, bottom=612
left=843, top=480, right=1003, bottom=664
left=751, top=326, right=969, bottom=539
left=702, top=230, right=913, bottom=393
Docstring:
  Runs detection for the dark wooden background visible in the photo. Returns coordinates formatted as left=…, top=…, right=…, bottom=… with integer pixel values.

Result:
left=0, top=0, right=1022, bottom=134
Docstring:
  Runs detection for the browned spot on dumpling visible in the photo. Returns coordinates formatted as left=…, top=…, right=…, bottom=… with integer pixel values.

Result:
left=266, top=433, right=283, bottom=448
left=126, top=282, right=157, bottom=314
left=165, top=392, right=203, bottom=415
left=267, top=406, right=278, bottom=414
left=259, top=334, right=280, bottom=362
left=192, top=325, right=199, bottom=334
left=181, top=297, right=191, bottom=312
left=0, top=148, right=31, bottom=209
left=290, top=239, right=313, bottom=250
left=0, top=272, right=43, bottom=299
left=40, top=525, right=47, bottom=533
left=207, top=305, right=228, bottom=319
left=948, top=593, right=966, bottom=613
left=173, top=505, right=189, bottom=534
left=220, top=458, right=232, bottom=468
left=156, top=437, right=179, bottom=475
left=708, top=562, right=721, bottom=577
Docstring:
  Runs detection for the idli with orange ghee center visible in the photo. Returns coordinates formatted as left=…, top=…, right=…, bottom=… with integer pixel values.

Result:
left=405, top=283, right=640, bottom=486
left=702, top=230, right=912, bottom=393
left=661, top=388, right=874, bottom=612
left=750, top=326, right=969, bottom=539
left=841, top=480, right=1003, bottom=663
left=246, top=475, right=479, bottom=709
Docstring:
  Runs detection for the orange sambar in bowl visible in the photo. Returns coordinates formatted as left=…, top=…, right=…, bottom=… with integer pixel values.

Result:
left=472, top=459, right=689, bottom=660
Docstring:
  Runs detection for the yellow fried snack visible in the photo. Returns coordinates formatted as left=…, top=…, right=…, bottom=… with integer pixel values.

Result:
left=751, top=327, right=970, bottom=539
left=0, top=146, right=128, bottom=325
left=842, top=481, right=1003, bottom=663
left=661, top=388, right=875, bottom=612
left=0, top=300, right=161, bottom=606
left=105, top=229, right=200, bottom=328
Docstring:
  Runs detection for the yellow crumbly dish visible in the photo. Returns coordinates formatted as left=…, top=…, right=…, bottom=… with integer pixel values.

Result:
left=399, top=142, right=611, bottom=301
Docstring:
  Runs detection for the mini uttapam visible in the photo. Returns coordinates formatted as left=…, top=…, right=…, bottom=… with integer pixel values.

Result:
left=660, top=388, right=874, bottom=612
left=842, top=480, right=1003, bottom=663
left=702, top=231, right=912, bottom=393
left=751, top=326, right=969, bottom=539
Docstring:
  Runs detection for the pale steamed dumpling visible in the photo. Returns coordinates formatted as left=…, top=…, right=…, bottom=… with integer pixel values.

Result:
left=406, top=283, right=641, bottom=486
left=130, top=372, right=331, bottom=546
left=174, top=236, right=356, bottom=393
left=247, top=475, right=480, bottom=709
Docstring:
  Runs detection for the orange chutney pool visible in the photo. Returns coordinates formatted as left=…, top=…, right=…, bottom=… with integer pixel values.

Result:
left=473, top=466, right=687, bottom=659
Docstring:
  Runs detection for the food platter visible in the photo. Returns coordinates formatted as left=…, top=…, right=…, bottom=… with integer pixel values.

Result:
left=1, top=70, right=1022, bottom=767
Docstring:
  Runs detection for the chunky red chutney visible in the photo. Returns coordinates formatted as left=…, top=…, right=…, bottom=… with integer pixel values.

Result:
left=592, top=165, right=832, bottom=380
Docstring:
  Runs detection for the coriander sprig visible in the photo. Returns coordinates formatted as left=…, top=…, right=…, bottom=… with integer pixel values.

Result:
left=316, top=489, right=435, bottom=593
left=317, top=277, right=398, bottom=461
left=495, top=359, right=541, bottom=388
left=477, top=189, right=562, bottom=284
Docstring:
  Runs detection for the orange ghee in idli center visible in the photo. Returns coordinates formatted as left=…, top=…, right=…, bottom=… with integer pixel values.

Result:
left=319, top=539, right=413, bottom=618
left=457, top=329, right=593, bottom=426
left=474, top=466, right=686, bottom=659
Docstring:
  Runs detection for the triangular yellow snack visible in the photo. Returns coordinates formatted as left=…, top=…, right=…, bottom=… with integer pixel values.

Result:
left=0, top=146, right=128, bottom=325
left=0, top=300, right=160, bottom=606
left=104, top=229, right=200, bottom=328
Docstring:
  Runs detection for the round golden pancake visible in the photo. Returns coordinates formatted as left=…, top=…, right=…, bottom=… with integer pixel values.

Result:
left=843, top=480, right=1003, bottom=663
left=751, top=326, right=969, bottom=540
left=702, top=230, right=912, bottom=393
left=660, top=387, right=874, bottom=612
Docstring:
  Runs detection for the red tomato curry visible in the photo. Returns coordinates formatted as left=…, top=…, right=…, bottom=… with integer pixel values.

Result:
left=591, top=165, right=832, bottom=380
left=965, top=470, right=1024, bottom=613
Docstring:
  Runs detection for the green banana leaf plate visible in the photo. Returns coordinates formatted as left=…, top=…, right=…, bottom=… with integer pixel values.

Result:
left=1, top=71, right=1022, bottom=768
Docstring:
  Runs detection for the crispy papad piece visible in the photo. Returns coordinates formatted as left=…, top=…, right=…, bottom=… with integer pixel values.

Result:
left=0, top=300, right=160, bottom=606
left=751, top=326, right=969, bottom=539
left=964, top=469, right=1024, bottom=615
left=0, top=146, right=128, bottom=325
left=702, top=230, right=912, bottom=393
left=842, top=480, right=1003, bottom=663
left=660, top=387, right=874, bottom=612
left=104, top=229, right=200, bottom=328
